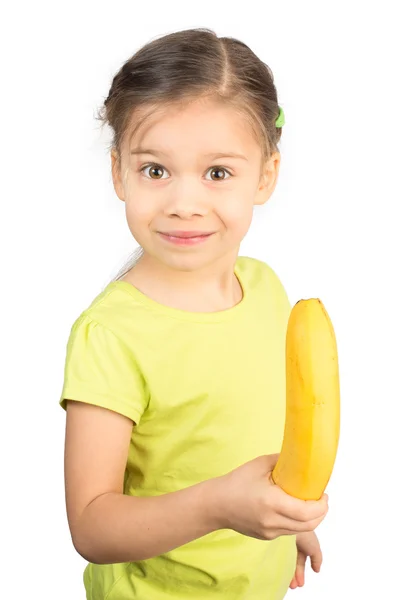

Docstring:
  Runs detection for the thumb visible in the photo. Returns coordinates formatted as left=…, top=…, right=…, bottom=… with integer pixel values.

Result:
left=265, top=453, right=280, bottom=473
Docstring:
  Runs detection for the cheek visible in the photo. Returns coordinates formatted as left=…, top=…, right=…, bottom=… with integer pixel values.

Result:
left=125, top=198, right=153, bottom=224
left=219, top=199, right=253, bottom=234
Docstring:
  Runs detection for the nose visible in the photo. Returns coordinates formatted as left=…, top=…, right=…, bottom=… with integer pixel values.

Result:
left=163, top=176, right=209, bottom=218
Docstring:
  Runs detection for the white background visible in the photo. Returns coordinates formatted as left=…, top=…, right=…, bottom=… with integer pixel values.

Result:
left=2, top=1, right=399, bottom=598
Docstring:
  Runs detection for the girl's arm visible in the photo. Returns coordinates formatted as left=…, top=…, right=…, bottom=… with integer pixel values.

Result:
left=64, top=400, right=225, bottom=564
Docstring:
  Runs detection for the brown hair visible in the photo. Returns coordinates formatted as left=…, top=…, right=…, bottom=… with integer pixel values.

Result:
left=96, top=27, right=284, bottom=282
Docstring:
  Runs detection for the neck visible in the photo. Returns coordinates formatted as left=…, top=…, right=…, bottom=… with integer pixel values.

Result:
left=123, top=250, right=243, bottom=312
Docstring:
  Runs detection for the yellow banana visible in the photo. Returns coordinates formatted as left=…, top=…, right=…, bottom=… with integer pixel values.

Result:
left=272, top=298, right=340, bottom=500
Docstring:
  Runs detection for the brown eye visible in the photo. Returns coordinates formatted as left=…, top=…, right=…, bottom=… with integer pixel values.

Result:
left=211, top=167, right=227, bottom=181
left=140, top=164, right=166, bottom=179
left=208, top=167, right=231, bottom=181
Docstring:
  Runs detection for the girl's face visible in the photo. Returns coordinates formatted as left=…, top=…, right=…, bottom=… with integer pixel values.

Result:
left=111, top=97, right=280, bottom=273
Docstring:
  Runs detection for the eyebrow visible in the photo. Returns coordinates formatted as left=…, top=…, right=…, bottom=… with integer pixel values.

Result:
left=130, top=147, right=248, bottom=161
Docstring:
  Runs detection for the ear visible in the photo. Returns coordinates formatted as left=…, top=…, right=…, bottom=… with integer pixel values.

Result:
left=111, top=149, right=126, bottom=202
left=254, top=151, right=281, bottom=206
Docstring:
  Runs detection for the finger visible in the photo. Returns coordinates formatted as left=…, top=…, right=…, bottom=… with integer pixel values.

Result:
left=272, top=488, right=329, bottom=522
left=269, top=511, right=328, bottom=536
left=265, top=520, right=322, bottom=537
left=282, top=494, right=329, bottom=523
left=289, top=573, right=298, bottom=589
left=310, top=542, right=323, bottom=573
left=295, top=552, right=306, bottom=587
left=289, top=576, right=298, bottom=589
left=311, top=553, right=322, bottom=573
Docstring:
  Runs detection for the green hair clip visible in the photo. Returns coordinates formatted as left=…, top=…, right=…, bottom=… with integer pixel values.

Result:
left=275, top=106, right=285, bottom=128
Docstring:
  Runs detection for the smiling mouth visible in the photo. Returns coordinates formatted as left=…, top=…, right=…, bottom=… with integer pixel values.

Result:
left=158, top=231, right=215, bottom=238
left=157, top=231, right=215, bottom=245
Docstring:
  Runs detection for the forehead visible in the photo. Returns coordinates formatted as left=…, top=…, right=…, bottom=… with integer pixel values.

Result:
left=125, top=98, right=261, bottom=158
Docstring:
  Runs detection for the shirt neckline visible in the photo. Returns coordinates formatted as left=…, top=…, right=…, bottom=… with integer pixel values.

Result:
left=106, top=259, right=249, bottom=323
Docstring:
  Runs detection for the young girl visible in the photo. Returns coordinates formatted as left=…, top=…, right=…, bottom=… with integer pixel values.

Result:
left=59, top=27, right=329, bottom=600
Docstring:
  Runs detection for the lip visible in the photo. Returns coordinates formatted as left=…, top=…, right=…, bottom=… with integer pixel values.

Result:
left=157, top=231, right=215, bottom=246
left=158, top=230, right=214, bottom=238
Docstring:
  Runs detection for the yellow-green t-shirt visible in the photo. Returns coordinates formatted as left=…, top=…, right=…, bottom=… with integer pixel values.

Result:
left=59, top=255, right=297, bottom=600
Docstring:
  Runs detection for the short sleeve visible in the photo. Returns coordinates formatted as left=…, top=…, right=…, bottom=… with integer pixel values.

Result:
left=59, top=314, right=149, bottom=424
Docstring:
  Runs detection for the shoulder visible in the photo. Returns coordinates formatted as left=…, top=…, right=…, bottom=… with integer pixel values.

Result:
left=61, top=281, right=147, bottom=380
left=236, top=255, right=292, bottom=321
left=236, top=255, right=290, bottom=296
left=68, top=280, right=139, bottom=335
